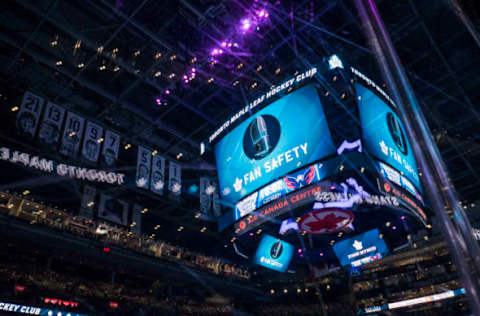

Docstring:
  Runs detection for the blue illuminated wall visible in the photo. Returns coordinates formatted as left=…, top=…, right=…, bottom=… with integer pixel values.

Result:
left=215, top=83, right=335, bottom=205
left=355, top=83, right=421, bottom=193
left=332, top=228, right=388, bottom=267
left=253, top=234, right=295, bottom=272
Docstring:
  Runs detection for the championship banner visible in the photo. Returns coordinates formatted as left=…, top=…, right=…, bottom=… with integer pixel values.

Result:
left=38, top=102, right=65, bottom=148
left=81, top=121, right=103, bottom=162
left=200, top=177, right=212, bottom=214
left=150, top=154, right=165, bottom=195
left=136, top=146, right=152, bottom=189
left=59, top=112, right=85, bottom=157
left=98, top=194, right=129, bottom=226
left=16, top=91, right=44, bottom=138
left=168, top=161, right=182, bottom=196
left=131, top=204, right=143, bottom=235
left=101, top=129, right=120, bottom=167
left=79, top=185, right=96, bottom=219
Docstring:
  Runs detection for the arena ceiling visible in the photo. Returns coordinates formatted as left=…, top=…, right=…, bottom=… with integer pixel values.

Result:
left=0, top=0, right=479, bottom=253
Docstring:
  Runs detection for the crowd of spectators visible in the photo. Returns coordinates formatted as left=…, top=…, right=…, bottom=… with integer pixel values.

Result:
left=0, top=192, right=249, bottom=281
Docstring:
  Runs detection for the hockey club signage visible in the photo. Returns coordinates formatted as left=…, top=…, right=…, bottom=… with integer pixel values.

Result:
left=299, top=209, right=354, bottom=234
left=0, top=146, right=125, bottom=185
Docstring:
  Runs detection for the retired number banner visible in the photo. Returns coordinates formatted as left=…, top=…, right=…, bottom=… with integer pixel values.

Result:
left=101, top=130, right=120, bottom=167
left=136, top=146, right=152, bottom=189
left=38, top=102, right=65, bottom=148
left=16, top=91, right=44, bottom=138
left=150, top=154, right=165, bottom=195
left=59, top=112, right=85, bottom=157
left=168, top=162, right=182, bottom=196
left=81, top=121, right=103, bottom=163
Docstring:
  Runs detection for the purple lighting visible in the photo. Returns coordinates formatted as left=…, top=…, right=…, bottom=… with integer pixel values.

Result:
left=242, top=19, right=251, bottom=30
left=401, top=216, right=405, bottom=220
left=392, top=226, right=397, bottom=230
left=320, top=253, right=324, bottom=257
left=164, top=89, right=170, bottom=95
left=155, top=97, right=162, bottom=106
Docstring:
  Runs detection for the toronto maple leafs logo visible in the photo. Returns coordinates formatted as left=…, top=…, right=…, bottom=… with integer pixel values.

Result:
left=154, top=180, right=164, bottom=191
left=136, top=177, right=147, bottom=187
left=352, top=240, right=363, bottom=250
left=284, top=166, right=316, bottom=191
left=171, top=182, right=182, bottom=193
left=223, top=187, right=231, bottom=196
left=233, top=178, right=243, bottom=192
left=205, top=185, right=216, bottom=195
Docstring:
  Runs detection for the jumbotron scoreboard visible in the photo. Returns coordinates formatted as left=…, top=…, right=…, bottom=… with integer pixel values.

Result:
left=207, top=55, right=427, bottom=272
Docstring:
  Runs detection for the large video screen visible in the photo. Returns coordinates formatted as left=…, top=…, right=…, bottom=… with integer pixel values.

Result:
left=253, top=234, right=294, bottom=272
left=355, top=83, right=421, bottom=193
left=214, top=83, right=335, bottom=204
left=332, top=228, right=388, bottom=267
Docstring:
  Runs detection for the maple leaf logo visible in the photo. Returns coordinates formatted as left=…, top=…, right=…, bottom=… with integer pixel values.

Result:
left=305, top=213, right=347, bottom=232
left=136, top=177, right=147, bottom=187
left=223, top=187, right=231, bottom=196
left=353, top=240, right=363, bottom=250
left=233, top=178, right=243, bottom=192
left=205, top=185, right=215, bottom=195
left=172, top=182, right=182, bottom=193
left=154, top=180, right=164, bottom=191
left=379, top=140, right=389, bottom=155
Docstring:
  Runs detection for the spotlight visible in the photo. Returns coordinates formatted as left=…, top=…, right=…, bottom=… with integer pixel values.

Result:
left=241, top=19, right=251, bottom=30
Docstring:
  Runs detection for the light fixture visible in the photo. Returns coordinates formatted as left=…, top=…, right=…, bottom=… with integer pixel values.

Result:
left=11, top=106, right=19, bottom=112
left=77, top=63, right=85, bottom=69
left=55, top=60, right=63, bottom=66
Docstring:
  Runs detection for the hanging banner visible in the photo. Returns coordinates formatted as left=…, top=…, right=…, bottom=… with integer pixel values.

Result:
left=131, top=204, right=143, bottom=235
left=200, top=177, right=212, bottom=214
left=212, top=182, right=221, bottom=216
left=150, top=154, right=165, bottom=195
left=16, top=91, right=44, bottom=138
left=81, top=121, right=103, bottom=163
left=79, top=185, right=96, bottom=219
left=101, top=130, right=120, bottom=167
left=168, top=161, right=182, bottom=196
left=136, top=146, right=152, bottom=189
left=59, top=112, right=85, bottom=157
left=98, top=194, right=129, bottom=226
left=38, top=102, right=65, bottom=148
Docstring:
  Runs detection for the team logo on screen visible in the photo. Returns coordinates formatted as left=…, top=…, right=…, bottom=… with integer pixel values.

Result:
left=386, top=113, right=407, bottom=155
left=243, top=115, right=280, bottom=159
left=284, top=165, right=316, bottom=191
left=270, top=241, right=283, bottom=259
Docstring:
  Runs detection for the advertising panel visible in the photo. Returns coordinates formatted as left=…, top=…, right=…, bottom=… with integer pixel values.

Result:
left=253, top=234, right=294, bottom=272
left=355, top=83, right=421, bottom=193
left=332, top=228, right=388, bottom=267
left=214, top=83, right=335, bottom=204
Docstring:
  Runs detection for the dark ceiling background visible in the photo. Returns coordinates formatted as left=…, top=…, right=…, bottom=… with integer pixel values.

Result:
left=0, top=0, right=479, bottom=256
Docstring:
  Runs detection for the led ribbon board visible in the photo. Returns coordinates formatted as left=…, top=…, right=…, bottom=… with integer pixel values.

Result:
left=214, top=83, right=335, bottom=205
left=332, top=228, right=388, bottom=267
left=0, top=301, right=88, bottom=316
left=0, top=146, right=125, bottom=185
left=253, top=234, right=294, bottom=272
